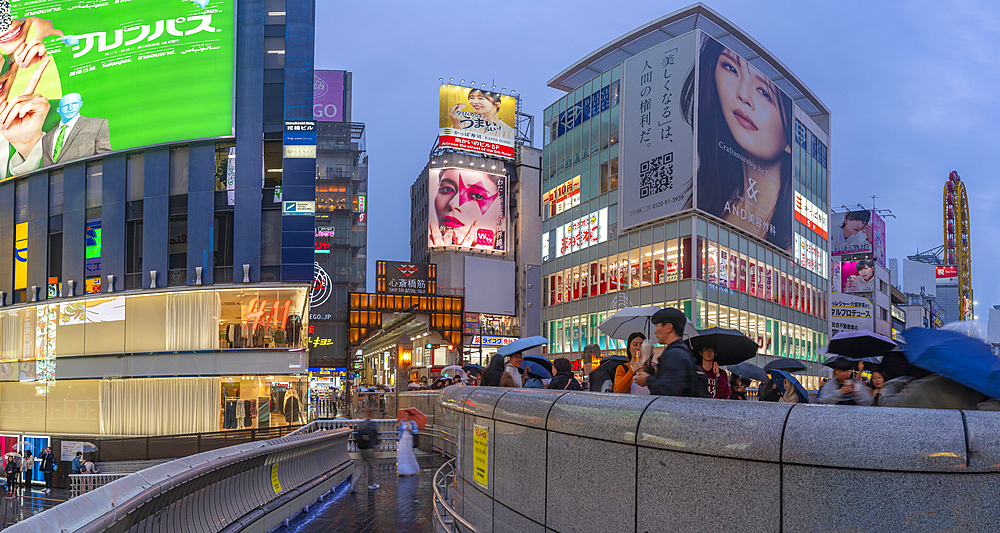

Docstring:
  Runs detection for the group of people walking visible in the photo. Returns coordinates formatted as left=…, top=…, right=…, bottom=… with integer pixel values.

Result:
left=3, top=446, right=61, bottom=497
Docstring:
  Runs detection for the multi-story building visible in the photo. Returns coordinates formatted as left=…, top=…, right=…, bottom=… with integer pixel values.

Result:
left=0, top=0, right=317, bottom=438
left=540, top=4, right=832, bottom=387
left=311, top=70, right=368, bottom=370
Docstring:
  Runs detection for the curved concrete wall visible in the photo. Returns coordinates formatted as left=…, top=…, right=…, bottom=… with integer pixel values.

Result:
left=438, top=387, right=1000, bottom=533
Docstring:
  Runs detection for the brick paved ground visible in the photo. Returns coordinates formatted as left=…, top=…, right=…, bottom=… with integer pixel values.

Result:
left=282, top=456, right=442, bottom=533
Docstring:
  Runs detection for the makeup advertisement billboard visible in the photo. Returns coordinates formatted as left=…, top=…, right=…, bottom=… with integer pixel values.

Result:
left=619, top=31, right=697, bottom=232
left=428, top=167, right=508, bottom=252
left=438, top=84, right=516, bottom=160
left=694, top=33, right=794, bottom=253
left=0, top=0, right=234, bottom=182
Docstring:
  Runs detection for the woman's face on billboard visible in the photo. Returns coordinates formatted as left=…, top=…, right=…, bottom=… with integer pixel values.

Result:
left=467, top=91, right=499, bottom=116
left=845, top=217, right=866, bottom=235
left=859, top=264, right=874, bottom=281
left=715, top=48, right=787, bottom=162
left=434, top=169, right=500, bottom=230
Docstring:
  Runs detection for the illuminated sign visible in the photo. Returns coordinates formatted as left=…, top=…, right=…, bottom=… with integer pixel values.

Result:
left=543, top=175, right=580, bottom=220
left=936, top=265, right=959, bottom=283
left=311, top=262, right=332, bottom=308
left=794, top=233, right=827, bottom=277
left=377, top=261, right=434, bottom=296
left=283, top=145, right=316, bottom=158
left=794, top=192, right=828, bottom=239
left=283, top=201, right=316, bottom=216
left=556, top=207, right=608, bottom=257
left=14, top=222, right=27, bottom=290
left=357, top=196, right=366, bottom=213
left=315, top=228, right=335, bottom=237
left=438, top=84, right=516, bottom=160
left=86, top=219, right=102, bottom=275
left=470, top=336, right=516, bottom=346
left=243, top=299, right=292, bottom=330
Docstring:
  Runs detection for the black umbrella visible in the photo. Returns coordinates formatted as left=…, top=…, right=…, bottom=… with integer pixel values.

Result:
left=827, top=330, right=897, bottom=357
left=524, top=355, right=553, bottom=374
left=688, top=328, right=757, bottom=366
left=726, top=362, right=769, bottom=384
left=764, top=358, right=806, bottom=373
left=462, top=364, right=485, bottom=375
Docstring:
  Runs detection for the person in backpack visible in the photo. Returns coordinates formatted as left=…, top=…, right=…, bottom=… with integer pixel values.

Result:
left=634, top=308, right=708, bottom=397
left=587, top=344, right=628, bottom=393
left=548, top=358, right=582, bottom=390
left=351, top=409, right=381, bottom=493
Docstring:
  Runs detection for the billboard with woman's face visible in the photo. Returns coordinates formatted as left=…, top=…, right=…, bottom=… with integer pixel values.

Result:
left=438, top=84, right=516, bottom=160
left=695, top=34, right=794, bottom=252
left=428, top=167, right=507, bottom=252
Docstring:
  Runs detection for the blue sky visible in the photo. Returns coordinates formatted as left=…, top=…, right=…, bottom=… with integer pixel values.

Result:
left=316, top=0, right=1000, bottom=317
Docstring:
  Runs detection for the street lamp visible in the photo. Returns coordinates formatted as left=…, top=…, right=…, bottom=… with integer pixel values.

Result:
left=395, top=334, right=412, bottom=417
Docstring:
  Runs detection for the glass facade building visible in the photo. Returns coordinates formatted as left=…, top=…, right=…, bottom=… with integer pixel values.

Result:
left=540, top=6, right=832, bottom=387
left=0, top=0, right=318, bottom=436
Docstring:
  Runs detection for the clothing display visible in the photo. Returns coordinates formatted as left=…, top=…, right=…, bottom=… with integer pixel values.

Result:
left=283, top=393, right=302, bottom=425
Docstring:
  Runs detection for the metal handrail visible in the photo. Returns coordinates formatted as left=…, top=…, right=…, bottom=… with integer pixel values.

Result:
left=68, top=472, right=132, bottom=498
left=433, top=458, right=475, bottom=533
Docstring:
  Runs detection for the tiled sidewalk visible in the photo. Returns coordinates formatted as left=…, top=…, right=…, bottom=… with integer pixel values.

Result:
left=282, top=457, right=442, bottom=533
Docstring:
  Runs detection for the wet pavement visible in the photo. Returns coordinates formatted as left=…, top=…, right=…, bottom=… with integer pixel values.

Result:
left=0, top=484, right=71, bottom=529
left=282, top=456, right=442, bottom=533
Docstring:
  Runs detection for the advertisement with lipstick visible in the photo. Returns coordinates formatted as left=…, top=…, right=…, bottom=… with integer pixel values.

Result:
left=438, top=84, right=516, bottom=160
left=428, top=167, right=507, bottom=252
left=695, top=34, right=793, bottom=252
left=0, top=0, right=234, bottom=182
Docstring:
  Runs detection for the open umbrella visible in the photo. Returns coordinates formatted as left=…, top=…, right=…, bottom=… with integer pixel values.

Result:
left=11, top=441, right=32, bottom=453
left=524, top=355, right=553, bottom=374
left=688, top=328, right=757, bottom=366
left=521, top=360, right=553, bottom=380
left=72, top=442, right=98, bottom=454
left=397, top=407, right=428, bottom=429
left=497, top=336, right=548, bottom=357
left=462, top=364, right=485, bottom=375
left=764, top=358, right=806, bottom=373
left=827, top=329, right=896, bottom=357
left=768, top=369, right=809, bottom=403
left=726, top=362, right=769, bottom=384
left=902, top=327, right=1000, bottom=399
left=440, top=365, right=466, bottom=379
left=598, top=307, right=660, bottom=340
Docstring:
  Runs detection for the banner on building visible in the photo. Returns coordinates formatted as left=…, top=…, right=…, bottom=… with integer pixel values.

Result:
left=830, top=293, right=874, bottom=336
left=438, top=84, right=516, bottom=160
left=428, top=167, right=507, bottom=252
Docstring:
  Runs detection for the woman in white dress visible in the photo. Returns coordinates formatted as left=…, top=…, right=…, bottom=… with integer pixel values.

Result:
left=396, top=411, right=420, bottom=476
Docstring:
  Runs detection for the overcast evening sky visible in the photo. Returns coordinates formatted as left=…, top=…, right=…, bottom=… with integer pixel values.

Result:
left=316, top=0, right=1000, bottom=319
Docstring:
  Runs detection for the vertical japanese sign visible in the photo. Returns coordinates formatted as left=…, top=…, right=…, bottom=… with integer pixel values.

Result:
left=0, top=0, right=235, bottom=181
left=620, top=31, right=696, bottom=231
left=473, top=424, right=489, bottom=488
left=438, top=84, right=516, bottom=160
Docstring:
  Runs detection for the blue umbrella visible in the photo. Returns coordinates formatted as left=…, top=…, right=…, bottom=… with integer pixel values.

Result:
left=524, top=355, right=553, bottom=373
left=497, top=336, right=548, bottom=357
left=521, top=360, right=553, bottom=380
left=768, top=369, right=809, bottom=403
left=903, top=327, right=1000, bottom=399
left=726, top=362, right=769, bottom=384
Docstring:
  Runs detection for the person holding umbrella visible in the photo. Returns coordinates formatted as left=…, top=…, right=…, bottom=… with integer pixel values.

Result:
left=396, top=410, right=420, bottom=477
left=634, top=308, right=707, bottom=397
left=818, top=357, right=873, bottom=405
left=613, top=332, right=652, bottom=394
left=499, top=352, right=524, bottom=388
left=696, top=347, right=731, bottom=399
left=522, top=361, right=550, bottom=389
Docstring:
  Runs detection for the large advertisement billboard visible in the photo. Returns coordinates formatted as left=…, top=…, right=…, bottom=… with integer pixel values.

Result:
left=620, top=31, right=696, bottom=231
left=695, top=33, right=794, bottom=253
left=0, top=0, right=234, bottom=181
left=830, top=293, right=874, bottom=337
left=428, top=167, right=507, bottom=252
left=840, top=259, right=875, bottom=294
left=438, top=84, right=516, bottom=160
left=313, top=70, right=344, bottom=122
left=831, top=209, right=884, bottom=258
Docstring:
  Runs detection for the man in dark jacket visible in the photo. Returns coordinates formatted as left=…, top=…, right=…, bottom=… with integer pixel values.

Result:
left=38, top=446, right=55, bottom=494
left=634, top=308, right=705, bottom=397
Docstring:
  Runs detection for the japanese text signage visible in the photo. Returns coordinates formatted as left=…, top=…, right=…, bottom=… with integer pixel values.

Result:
left=438, top=84, right=516, bottom=160
left=543, top=175, right=580, bottom=220
left=794, top=233, right=827, bottom=277
left=378, top=261, right=434, bottom=296
left=555, top=207, right=608, bottom=258
left=795, top=192, right=828, bottom=239
left=830, top=293, right=874, bottom=337
left=620, top=31, right=696, bottom=231
left=936, top=265, right=959, bottom=283
left=470, top=336, right=516, bottom=346
left=0, top=0, right=234, bottom=182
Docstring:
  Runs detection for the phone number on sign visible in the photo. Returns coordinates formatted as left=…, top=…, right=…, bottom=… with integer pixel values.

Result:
left=629, top=193, right=686, bottom=217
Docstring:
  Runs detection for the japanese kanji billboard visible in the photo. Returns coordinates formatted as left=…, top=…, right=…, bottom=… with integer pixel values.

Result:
left=555, top=207, right=607, bottom=258
left=619, top=31, right=696, bottom=232
left=378, top=261, right=435, bottom=296
left=830, top=293, right=874, bottom=337
left=0, top=0, right=234, bottom=181
left=694, top=33, right=794, bottom=253
left=438, top=84, right=516, bottom=160
left=428, top=167, right=507, bottom=253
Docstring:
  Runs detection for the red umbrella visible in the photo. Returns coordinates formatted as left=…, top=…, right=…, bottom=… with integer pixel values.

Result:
left=397, top=407, right=427, bottom=429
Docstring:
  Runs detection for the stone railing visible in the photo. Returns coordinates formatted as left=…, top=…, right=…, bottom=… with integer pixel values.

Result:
left=438, top=386, right=1000, bottom=533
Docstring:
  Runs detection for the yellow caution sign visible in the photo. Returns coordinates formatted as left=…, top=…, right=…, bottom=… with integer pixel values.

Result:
left=473, top=424, right=489, bottom=488
left=271, top=463, right=282, bottom=494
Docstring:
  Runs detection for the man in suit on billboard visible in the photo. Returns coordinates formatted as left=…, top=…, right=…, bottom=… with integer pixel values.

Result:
left=41, top=92, right=111, bottom=167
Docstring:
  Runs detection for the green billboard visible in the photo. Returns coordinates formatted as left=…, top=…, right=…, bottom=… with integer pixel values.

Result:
left=0, top=0, right=234, bottom=181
